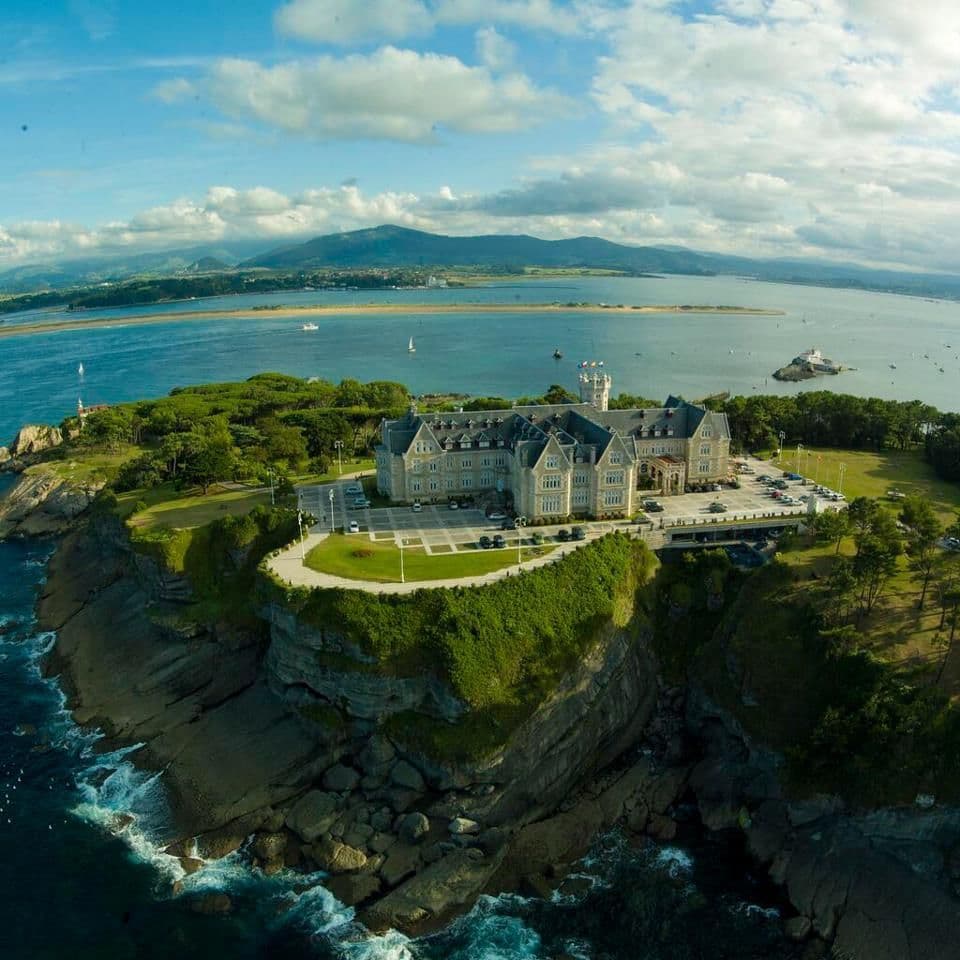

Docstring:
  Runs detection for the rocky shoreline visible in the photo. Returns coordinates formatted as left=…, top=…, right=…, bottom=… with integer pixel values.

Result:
left=16, top=494, right=960, bottom=957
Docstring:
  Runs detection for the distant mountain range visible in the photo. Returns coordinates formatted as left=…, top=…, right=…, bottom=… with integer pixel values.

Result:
left=243, top=225, right=960, bottom=300
left=5, top=225, right=960, bottom=302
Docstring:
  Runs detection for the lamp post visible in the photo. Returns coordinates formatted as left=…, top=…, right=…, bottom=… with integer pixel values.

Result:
left=796, top=443, right=803, bottom=472
left=328, top=488, right=335, bottom=533
left=399, top=537, right=405, bottom=584
left=517, top=529, right=522, bottom=566
left=837, top=463, right=847, bottom=496
left=297, top=509, right=305, bottom=561
left=268, top=468, right=275, bottom=506
left=334, top=440, right=344, bottom=475
left=777, top=431, right=786, bottom=462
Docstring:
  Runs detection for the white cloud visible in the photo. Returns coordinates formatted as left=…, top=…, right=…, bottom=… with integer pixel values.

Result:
left=434, top=0, right=583, bottom=34
left=475, top=26, right=516, bottom=71
left=150, top=77, right=194, bottom=103
left=199, top=47, right=569, bottom=142
left=274, top=0, right=432, bottom=44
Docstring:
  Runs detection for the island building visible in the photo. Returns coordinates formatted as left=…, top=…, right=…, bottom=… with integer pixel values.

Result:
left=375, top=368, right=731, bottom=521
left=793, top=348, right=842, bottom=374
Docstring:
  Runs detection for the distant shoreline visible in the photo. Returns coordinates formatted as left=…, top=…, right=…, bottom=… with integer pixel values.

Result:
left=0, top=302, right=785, bottom=340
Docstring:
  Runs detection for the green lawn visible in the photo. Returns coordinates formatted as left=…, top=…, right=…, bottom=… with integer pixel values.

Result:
left=305, top=534, right=555, bottom=582
left=28, top=445, right=141, bottom=485
left=118, top=482, right=271, bottom=529
left=771, top=447, right=960, bottom=522
left=292, top=457, right=375, bottom=487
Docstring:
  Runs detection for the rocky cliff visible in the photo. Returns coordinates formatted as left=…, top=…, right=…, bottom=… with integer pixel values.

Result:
left=0, top=466, right=104, bottom=539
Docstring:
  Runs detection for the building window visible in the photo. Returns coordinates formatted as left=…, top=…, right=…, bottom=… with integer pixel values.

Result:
left=481, top=456, right=491, bottom=467
left=573, top=490, right=589, bottom=506
left=460, top=440, right=471, bottom=450
left=445, top=477, right=455, bottom=490
left=429, top=480, right=439, bottom=491
left=462, top=457, right=472, bottom=468
left=609, top=451, right=622, bottom=464
left=462, top=476, right=473, bottom=488
left=640, top=462, right=648, bottom=474
left=411, top=460, right=421, bottom=472
left=605, top=471, right=624, bottom=486
left=702, top=427, right=712, bottom=438
left=700, top=444, right=711, bottom=456
left=699, top=462, right=710, bottom=473
left=541, top=495, right=562, bottom=513
left=495, top=454, right=505, bottom=466
left=542, top=475, right=562, bottom=490
left=480, top=472, right=493, bottom=487
left=429, top=461, right=438, bottom=472
left=479, top=439, right=490, bottom=448
left=411, top=479, right=422, bottom=492
left=573, top=471, right=588, bottom=486
left=603, top=490, right=623, bottom=506
left=544, top=454, right=560, bottom=469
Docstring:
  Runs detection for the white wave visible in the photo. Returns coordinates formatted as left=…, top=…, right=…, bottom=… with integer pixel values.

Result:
left=431, top=894, right=543, bottom=959
left=333, top=929, right=415, bottom=960
left=732, top=901, right=780, bottom=921
left=654, top=846, right=694, bottom=878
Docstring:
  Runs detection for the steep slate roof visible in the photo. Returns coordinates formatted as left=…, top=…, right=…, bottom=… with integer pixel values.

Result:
left=380, top=397, right=726, bottom=460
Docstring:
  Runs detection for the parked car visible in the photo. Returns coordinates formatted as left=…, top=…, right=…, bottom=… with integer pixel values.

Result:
left=411, top=501, right=422, bottom=512
left=478, top=535, right=492, bottom=549
left=531, top=531, right=545, bottom=545
left=492, top=534, right=506, bottom=548
left=347, top=520, right=360, bottom=533
left=784, top=472, right=803, bottom=481
left=944, top=537, right=960, bottom=551
left=643, top=499, right=664, bottom=512
left=501, top=518, right=516, bottom=530
left=448, top=500, right=459, bottom=510
left=557, top=528, right=571, bottom=542
left=708, top=501, right=728, bottom=513
left=344, top=483, right=363, bottom=495
left=571, top=525, right=586, bottom=541
left=711, top=483, right=723, bottom=492
left=486, top=510, right=507, bottom=521
left=351, top=497, right=371, bottom=509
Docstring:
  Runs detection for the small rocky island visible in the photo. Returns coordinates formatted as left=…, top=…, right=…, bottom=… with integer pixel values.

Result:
left=773, top=347, right=846, bottom=382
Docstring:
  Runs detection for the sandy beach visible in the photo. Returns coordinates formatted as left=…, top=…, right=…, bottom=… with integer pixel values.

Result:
left=0, top=301, right=784, bottom=340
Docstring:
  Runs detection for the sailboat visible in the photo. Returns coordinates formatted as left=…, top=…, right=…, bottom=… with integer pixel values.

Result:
left=408, top=336, right=416, bottom=354
left=78, top=362, right=84, bottom=376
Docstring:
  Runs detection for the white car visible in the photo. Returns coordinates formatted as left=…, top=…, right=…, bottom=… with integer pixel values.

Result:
left=344, top=483, right=363, bottom=495
left=347, top=520, right=360, bottom=533
left=411, top=501, right=422, bottom=512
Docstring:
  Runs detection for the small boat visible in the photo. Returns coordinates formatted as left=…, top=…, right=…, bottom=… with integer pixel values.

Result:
left=78, top=362, right=84, bottom=376
left=553, top=348, right=563, bottom=360
left=302, top=323, right=318, bottom=331
left=408, top=336, right=416, bottom=354
left=889, top=363, right=896, bottom=369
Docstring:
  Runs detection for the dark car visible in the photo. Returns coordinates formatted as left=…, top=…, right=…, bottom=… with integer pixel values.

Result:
left=478, top=535, right=492, bottom=549
left=571, top=525, right=586, bottom=541
left=492, top=534, right=506, bottom=548
left=643, top=500, right=664, bottom=512
left=557, top=528, right=571, bottom=542
left=500, top=518, right=516, bottom=530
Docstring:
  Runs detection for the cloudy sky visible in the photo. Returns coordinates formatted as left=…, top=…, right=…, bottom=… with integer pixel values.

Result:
left=3, top=0, right=960, bottom=271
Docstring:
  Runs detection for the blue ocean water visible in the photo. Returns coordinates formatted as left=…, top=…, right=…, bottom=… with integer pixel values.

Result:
left=2, top=274, right=941, bottom=956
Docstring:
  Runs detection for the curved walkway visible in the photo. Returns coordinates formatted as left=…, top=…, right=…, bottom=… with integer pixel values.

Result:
left=267, top=526, right=604, bottom=595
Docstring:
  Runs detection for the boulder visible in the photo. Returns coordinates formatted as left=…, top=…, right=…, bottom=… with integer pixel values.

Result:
left=359, top=735, right=396, bottom=775
left=252, top=832, right=287, bottom=862
left=391, top=760, right=425, bottom=792
left=370, top=808, right=393, bottom=832
left=312, top=838, right=368, bottom=874
left=285, top=791, right=339, bottom=843
left=369, top=832, right=396, bottom=855
left=785, top=915, right=813, bottom=941
left=179, top=857, right=204, bottom=876
left=626, top=802, right=649, bottom=834
left=646, top=813, right=678, bottom=841
left=325, top=872, right=382, bottom=907
left=381, top=843, right=422, bottom=887
left=448, top=817, right=480, bottom=835
left=189, top=893, right=232, bottom=915
left=400, top=812, right=431, bottom=844
left=0, top=447, right=9, bottom=465
left=323, top=764, right=360, bottom=793
left=11, top=424, right=63, bottom=458
left=787, top=795, right=843, bottom=828
left=646, top=765, right=690, bottom=815
left=383, top=788, right=420, bottom=814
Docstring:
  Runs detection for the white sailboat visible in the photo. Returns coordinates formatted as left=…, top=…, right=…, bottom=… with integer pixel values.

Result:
left=302, top=322, right=318, bottom=331
left=408, top=336, right=416, bottom=354
left=78, top=362, right=84, bottom=376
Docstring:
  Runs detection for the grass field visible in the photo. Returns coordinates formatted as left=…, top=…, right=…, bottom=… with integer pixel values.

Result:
left=292, top=457, right=375, bottom=486
left=29, top=446, right=140, bottom=485
left=118, top=482, right=271, bottom=529
left=304, top=534, right=555, bottom=582
left=772, top=446, right=960, bottom=696
left=771, top=447, right=960, bottom=522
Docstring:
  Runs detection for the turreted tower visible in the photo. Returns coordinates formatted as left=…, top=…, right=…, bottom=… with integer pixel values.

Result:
left=578, top=367, right=611, bottom=411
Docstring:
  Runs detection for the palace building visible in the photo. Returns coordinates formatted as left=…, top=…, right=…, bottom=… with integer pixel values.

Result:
left=375, top=370, right=731, bottom=520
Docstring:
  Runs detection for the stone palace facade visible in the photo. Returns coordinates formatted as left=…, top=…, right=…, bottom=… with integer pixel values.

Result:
left=375, top=371, right=731, bottom=520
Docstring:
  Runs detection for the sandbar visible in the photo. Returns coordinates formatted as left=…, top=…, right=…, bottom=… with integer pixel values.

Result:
left=0, top=301, right=784, bottom=340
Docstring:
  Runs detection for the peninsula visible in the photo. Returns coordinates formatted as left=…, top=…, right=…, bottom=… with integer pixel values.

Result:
left=3, top=374, right=960, bottom=958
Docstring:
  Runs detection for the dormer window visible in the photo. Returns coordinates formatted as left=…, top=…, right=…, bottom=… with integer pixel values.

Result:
left=702, top=427, right=712, bottom=438
left=666, top=427, right=674, bottom=437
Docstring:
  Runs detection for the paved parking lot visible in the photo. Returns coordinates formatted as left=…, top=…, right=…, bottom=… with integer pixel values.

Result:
left=294, top=456, right=843, bottom=559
